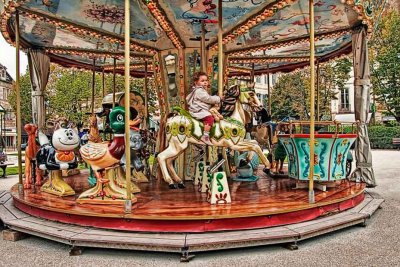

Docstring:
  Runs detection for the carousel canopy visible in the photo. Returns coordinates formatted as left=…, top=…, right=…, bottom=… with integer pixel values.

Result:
left=0, top=0, right=384, bottom=75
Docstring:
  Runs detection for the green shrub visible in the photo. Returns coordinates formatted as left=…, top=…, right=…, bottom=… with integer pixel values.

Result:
left=327, top=125, right=356, bottom=134
left=4, top=166, right=25, bottom=175
left=368, top=126, right=400, bottom=149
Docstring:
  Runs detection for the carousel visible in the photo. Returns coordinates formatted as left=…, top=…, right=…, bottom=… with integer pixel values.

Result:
left=0, top=0, right=385, bottom=260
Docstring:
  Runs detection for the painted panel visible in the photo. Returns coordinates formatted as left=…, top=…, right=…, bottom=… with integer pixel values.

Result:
left=280, top=135, right=356, bottom=181
left=22, top=0, right=172, bottom=49
left=227, top=0, right=358, bottom=50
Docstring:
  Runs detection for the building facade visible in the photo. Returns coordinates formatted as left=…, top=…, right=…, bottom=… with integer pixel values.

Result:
left=253, top=73, right=279, bottom=110
left=331, top=69, right=355, bottom=116
left=0, top=63, right=17, bottom=149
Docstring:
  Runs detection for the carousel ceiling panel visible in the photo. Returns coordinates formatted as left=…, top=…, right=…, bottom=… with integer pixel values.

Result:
left=158, top=0, right=272, bottom=47
left=19, top=0, right=174, bottom=50
left=49, top=53, right=130, bottom=67
left=1, top=0, right=383, bottom=73
left=48, top=52, right=152, bottom=74
left=262, top=33, right=351, bottom=57
left=226, top=0, right=358, bottom=51
left=230, top=61, right=289, bottom=71
left=18, top=15, right=119, bottom=50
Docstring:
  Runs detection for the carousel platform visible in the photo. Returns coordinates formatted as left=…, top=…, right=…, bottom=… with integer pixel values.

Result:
left=2, top=169, right=371, bottom=232
left=0, top=188, right=383, bottom=260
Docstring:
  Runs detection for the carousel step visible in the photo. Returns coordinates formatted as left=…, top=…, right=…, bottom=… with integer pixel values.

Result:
left=0, top=191, right=384, bottom=256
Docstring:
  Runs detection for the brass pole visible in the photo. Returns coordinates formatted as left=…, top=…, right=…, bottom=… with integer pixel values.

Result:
left=201, top=20, right=207, bottom=72
left=144, top=61, right=149, bottom=129
left=91, top=58, right=96, bottom=114
left=217, top=0, right=230, bottom=175
left=308, top=0, right=316, bottom=204
left=15, top=11, right=23, bottom=193
left=102, top=68, right=105, bottom=97
left=217, top=0, right=223, bottom=98
left=267, top=64, right=272, bottom=116
left=316, top=61, right=320, bottom=120
left=112, top=57, right=116, bottom=108
left=124, top=0, right=132, bottom=212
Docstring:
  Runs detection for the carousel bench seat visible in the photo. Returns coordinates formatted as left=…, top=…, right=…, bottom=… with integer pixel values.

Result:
left=393, top=138, right=400, bottom=149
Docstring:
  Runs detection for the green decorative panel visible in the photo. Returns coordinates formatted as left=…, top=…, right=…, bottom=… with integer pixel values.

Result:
left=279, top=134, right=356, bottom=181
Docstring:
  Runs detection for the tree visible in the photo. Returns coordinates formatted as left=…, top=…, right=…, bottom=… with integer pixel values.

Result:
left=318, top=57, right=352, bottom=117
left=8, top=68, right=33, bottom=126
left=271, top=57, right=352, bottom=121
left=271, top=72, right=310, bottom=120
left=370, top=10, right=400, bottom=122
left=9, top=65, right=160, bottom=127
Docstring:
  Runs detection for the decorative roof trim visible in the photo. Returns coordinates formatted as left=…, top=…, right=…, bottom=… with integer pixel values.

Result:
left=143, top=0, right=185, bottom=49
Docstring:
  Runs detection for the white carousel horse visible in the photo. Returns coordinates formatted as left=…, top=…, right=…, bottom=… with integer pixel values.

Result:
left=157, top=85, right=271, bottom=188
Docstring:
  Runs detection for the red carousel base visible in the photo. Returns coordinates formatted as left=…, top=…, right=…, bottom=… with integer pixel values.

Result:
left=11, top=170, right=365, bottom=233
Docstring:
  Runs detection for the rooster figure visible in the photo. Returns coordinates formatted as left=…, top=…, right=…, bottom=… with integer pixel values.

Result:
left=77, top=106, right=139, bottom=204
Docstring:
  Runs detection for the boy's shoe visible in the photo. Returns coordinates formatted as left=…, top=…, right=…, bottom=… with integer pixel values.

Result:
left=200, top=135, right=213, bottom=146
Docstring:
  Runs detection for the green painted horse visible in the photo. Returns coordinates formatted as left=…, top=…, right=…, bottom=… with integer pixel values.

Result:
left=157, top=85, right=271, bottom=188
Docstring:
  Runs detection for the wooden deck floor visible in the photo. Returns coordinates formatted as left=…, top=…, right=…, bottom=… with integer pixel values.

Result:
left=10, top=170, right=365, bottom=220
left=0, top=189, right=384, bottom=259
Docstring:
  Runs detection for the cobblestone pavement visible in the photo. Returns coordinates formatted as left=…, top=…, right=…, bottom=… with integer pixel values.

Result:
left=0, top=150, right=399, bottom=267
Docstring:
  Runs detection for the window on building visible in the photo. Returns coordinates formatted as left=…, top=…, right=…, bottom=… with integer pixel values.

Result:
left=340, top=88, right=350, bottom=111
left=271, top=74, right=277, bottom=86
left=256, top=76, right=261, bottom=83
left=4, top=88, right=8, bottom=99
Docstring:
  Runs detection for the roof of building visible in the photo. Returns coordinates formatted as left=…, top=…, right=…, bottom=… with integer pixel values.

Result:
left=0, top=63, right=14, bottom=84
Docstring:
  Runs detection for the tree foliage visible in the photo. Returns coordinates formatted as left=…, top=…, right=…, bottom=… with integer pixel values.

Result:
left=8, top=68, right=32, bottom=126
left=271, top=57, right=352, bottom=120
left=319, top=58, right=352, bottom=116
left=370, top=10, right=400, bottom=122
left=271, top=72, right=310, bottom=120
left=9, top=64, right=159, bottom=126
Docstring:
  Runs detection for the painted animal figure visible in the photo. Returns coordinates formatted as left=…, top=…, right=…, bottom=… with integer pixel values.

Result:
left=88, top=114, right=102, bottom=143
left=37, top=126, right=80, bottom=196
left=78, top=106, right=140, bottom=203
left=157, top=85, right=271, bottom=188
left=79, top=107, right=126, bottom=173
left=23, top=124, right=42, bottom=189
left=121, top=129, right=145, bottom=172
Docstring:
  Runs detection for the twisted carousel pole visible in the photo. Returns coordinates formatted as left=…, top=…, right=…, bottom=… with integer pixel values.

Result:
left=102, top=68, right=105, bottom=98
left=217, top=0, right=230, bottom=174
left=91, top=58, right=96, bottom=114
left=316, top=60, right=320, bottom=120
left=112, top=57, right=116, bottom=108
left=143, top=61, right=148, bottom=129
left=308, top=0, right=316, bottom=204
left=15, top=11, right=23, bottom=194
left=124, top=0, right=132, bottom=212
left=201, top=20, right=207, bottom=72
left=267, top=64, right=271, bottom=116
left=218, top=0, right=223, bottom=98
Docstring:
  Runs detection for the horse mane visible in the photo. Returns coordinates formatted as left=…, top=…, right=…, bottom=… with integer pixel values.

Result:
left=220, top=85, right=240, bottom=117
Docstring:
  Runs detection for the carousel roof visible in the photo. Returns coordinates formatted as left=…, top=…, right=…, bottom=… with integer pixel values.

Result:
left=0, top=0, right=384, bottom=75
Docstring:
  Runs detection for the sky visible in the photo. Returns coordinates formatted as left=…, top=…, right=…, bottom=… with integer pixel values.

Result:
left=0, top=36, right=28, bottom=80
